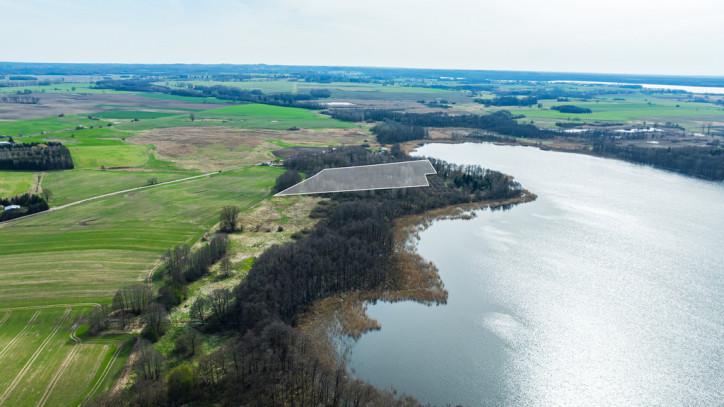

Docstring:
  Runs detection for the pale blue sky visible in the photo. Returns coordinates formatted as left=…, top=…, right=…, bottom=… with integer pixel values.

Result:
left=1, top=0, right=722, bottom=75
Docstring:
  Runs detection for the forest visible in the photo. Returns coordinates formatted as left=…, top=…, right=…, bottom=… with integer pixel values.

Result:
left=0, top=142, right=74, bottom=170
left=592, top=139, right=724, bottom=180
left=551, top=105, right=592, bottom=114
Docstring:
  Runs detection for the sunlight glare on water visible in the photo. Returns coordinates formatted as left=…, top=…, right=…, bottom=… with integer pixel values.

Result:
left=346, top=143, right=724, bottom=407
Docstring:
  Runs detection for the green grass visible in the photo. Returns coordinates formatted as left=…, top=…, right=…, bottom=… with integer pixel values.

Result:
left=43, top=169, right=197, bottom=206
left=17, top=127, right=129, bottom=146
left=0, top=115, right=106, bottom=138
left=69, top=144, right=150, bottom=169
left=91, top=110, right=178, bottom=120
left=0, top=306, right=131, bottom=407
left=0, top=171, right=34, bottom=197
left=116, top=103, right=355, bottom=131
left=0, top=166, right=283, bottom=305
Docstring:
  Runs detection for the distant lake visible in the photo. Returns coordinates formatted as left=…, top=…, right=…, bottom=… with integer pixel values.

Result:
left=552, top=80, right=724, bottom=94
left=346, top=143, right=724, bottom=406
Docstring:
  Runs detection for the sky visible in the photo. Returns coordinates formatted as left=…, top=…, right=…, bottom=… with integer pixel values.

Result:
left=1, top=0, right=723, bottom=76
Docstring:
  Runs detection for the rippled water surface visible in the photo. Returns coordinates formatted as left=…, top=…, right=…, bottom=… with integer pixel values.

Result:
left=346, top=143, right=724, bottom=406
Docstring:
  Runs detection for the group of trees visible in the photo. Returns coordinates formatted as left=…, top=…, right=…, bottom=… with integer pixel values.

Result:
left=592, top=139, right=724, bottom=180
left=474, top=95, right=538, bottom=107
left=1, top=94, right=39, bottom=104
left=274, top=169, right=302, bottom=193
left=551, top=105, right=592, bottom=114
left=0, top=193, right=49, bottom=221
left=371, top=120, right=428, bottom=144
left=283, top=145, right=399, bottom=175
left=0, top=142, right=74, bottom=170
left=93, top=80, right=328, bottom=109
left=159, top=234, right=229, bottom=307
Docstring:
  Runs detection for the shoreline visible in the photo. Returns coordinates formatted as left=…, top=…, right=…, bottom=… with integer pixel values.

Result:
left=400, top=137, right=724, bottom=182
left=297, top=190, right=537, bottom=357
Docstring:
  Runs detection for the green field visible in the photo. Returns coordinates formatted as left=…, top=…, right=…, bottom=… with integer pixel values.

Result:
left=0, top=171, right=34, bottom=197
left=116, top=103, right=355, bottom=131
left=0, top=306, right=131, bottom=406
left=0, top=115, right=105, bottom=138
left=91, top=110, right=179, bottom=120
left=0, top=166, right=282, bottom=306
left=43, top=169, right=196, bottom=206
left=0, top=83, right=131, bottom=95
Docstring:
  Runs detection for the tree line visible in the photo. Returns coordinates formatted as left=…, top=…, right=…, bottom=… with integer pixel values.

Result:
left=331, top=109, right=554, bottom=141
left=1, top=95, right=40, bottom=104
left=474, top=95, right=538, bottom=107
left=0, top=142, right=74, bottom=170
left=93, top=80, right=327, bottom=109
left=592, top=138, right=724, bottom=180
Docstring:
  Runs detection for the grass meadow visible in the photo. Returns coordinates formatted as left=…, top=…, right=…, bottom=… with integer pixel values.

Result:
left=0, top=166, right=282, bottom=306
left=43, top=169, right=197, bottom=206
left=0, top=171, right=34, bottom=196
left=0, top=306, right=131, bottom=406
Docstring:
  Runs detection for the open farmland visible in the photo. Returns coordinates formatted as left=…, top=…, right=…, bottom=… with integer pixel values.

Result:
left=116, top=103, right=356, bottom=131
left=0, top=306, right=128, bottom=406
left=128, top=126, right=370, bottom=172
left=43, top=169, right=196, bottom=206
left=0, top=166, right=282, bottom=307
left=0, top=171, right=34, bottom=196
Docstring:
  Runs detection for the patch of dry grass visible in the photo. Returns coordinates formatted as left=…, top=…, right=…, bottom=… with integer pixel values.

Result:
left=129, top=127, right=370, bottom=172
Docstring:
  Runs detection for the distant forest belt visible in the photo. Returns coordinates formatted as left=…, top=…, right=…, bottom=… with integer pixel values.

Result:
left=276, top=160, right=437, bottom=196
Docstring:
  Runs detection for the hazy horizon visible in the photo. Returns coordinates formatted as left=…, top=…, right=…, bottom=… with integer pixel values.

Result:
left=2, top=0, right=722, bottom=77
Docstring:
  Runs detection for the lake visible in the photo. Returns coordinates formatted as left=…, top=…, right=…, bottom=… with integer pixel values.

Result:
left=345, top=143, right=724, bottom=406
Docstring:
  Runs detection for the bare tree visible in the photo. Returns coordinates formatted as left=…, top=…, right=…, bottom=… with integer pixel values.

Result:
left=219, top=256, right=233, bottom=277
left=219, top=205, right=240, bottom=232
left=190, top=295, right=207, bottom=325
left=142, top=303, right=169, bottom=341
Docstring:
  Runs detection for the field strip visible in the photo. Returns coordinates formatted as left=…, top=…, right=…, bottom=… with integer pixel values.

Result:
left=0, top=312, right=10, bottom=327
left=36, top=314, right=86, bottom=407
left=0, top=310, right=40, bottom=360
left=0, top=164, right=256, bottom=225
left=0, top=303, right=101, bottom=311
left=0, top=308, right=71, bottom=406
left=81, top=342, right=122, bottom=406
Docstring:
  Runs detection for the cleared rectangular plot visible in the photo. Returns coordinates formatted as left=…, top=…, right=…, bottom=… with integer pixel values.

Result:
left=277, top=160, right=436, bottom=196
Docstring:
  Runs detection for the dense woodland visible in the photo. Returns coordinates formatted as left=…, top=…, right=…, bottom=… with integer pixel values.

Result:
left=592, top=139, right=724, bottom=180
left=474, top=95, right=538, bottom=107
left=0, top=142, right=74, bottom=170
left=551, top=105, right=592, bottom=114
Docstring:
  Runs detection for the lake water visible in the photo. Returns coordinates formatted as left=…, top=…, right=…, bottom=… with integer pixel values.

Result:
left=550, top=80, right=724, bottom=94
left=346, top=143, right=724, bottom=406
